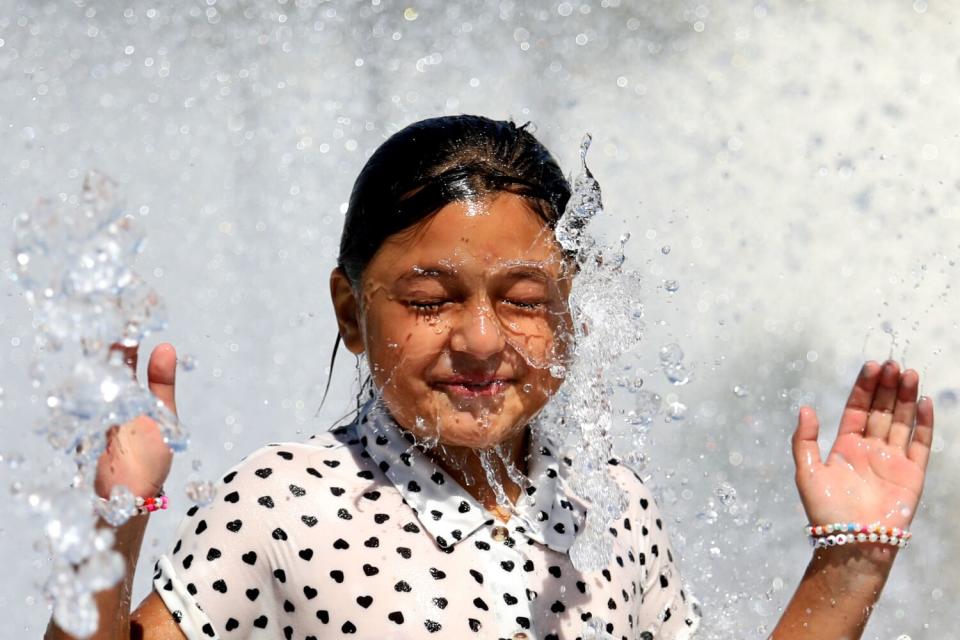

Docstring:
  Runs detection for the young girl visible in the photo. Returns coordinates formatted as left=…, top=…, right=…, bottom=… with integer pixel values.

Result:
left=46, top=116, right=936, bottom=639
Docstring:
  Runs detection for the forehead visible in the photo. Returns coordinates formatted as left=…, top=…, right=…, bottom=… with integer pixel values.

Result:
left=371, top=194, right=563, bottom=276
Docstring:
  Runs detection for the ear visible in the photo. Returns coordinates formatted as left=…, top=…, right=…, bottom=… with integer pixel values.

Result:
left=329, top=267, right=364, bottom=354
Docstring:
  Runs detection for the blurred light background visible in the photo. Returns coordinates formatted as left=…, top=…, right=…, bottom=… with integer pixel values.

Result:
left=0, top=1, right=957, bottom=637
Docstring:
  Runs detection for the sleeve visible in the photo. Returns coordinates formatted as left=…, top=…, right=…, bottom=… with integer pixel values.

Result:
left=629, top=472, right=702, bottom=639
left=152, top=446, right=290, bottom=639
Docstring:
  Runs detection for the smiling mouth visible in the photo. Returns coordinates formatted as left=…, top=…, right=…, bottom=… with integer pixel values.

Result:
left=432, top=378, right=511, bottom=398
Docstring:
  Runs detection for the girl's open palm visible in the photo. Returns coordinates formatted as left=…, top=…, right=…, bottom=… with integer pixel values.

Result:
left=792, top=361, right=935, bottom=533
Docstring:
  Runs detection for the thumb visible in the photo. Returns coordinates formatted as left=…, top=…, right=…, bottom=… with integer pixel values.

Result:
left=147, top=342, right=178, bottom=418
left=792, top=406, right=822, bottom=472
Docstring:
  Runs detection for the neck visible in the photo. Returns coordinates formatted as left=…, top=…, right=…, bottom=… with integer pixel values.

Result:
left=424, top=428, right=529, bottom=523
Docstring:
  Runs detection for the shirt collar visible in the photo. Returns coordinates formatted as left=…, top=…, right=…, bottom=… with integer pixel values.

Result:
left=353, top=401, right=585, bottom=554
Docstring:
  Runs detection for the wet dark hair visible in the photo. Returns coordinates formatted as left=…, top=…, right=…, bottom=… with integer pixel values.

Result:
left=337, top=114, right=572, bottom=286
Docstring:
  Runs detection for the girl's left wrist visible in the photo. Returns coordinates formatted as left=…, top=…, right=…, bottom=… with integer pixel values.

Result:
left=809, top=543, right=898, bottom=585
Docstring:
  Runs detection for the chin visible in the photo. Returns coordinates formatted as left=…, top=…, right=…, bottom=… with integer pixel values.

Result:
left=382, top=386, right=536, bottom=449
left=431, top=408, right=527, bottom=449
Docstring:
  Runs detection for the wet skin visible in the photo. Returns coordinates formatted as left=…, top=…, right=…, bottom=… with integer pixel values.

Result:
left=330, top=193, right=574, bottom=514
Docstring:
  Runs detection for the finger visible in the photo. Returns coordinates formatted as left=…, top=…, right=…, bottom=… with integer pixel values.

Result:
left=108, top=342, right=139, bottom=381
left=147, top=343, right=178, bottom=418
left=865, top=361, right=901, bottom=440
left=838, top=361, right=882, bottom=436
left=887, top=369, right=919, bottom=451
left=792, top=406, right=823, bottom=472
left=907, top=396, right=935, bottom=470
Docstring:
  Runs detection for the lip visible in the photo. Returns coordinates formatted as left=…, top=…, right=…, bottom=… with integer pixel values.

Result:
left=431, top=377, right=512, bottom=398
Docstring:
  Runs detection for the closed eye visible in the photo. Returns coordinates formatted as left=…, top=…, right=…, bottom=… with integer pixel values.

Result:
left=404, top=300, right=450, bottom=316
left=502, top=299, right=546, bottom=310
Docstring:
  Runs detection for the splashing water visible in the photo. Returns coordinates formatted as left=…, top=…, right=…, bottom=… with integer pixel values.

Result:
left=536, top=135, right=648, bottom=571
left=659, top=342, right=692, bottom=386
left=554, top=134, right=603, bottom=258
left=9, top=172, right=188, bottom=637
left=666, top=400, right=688, bottom=421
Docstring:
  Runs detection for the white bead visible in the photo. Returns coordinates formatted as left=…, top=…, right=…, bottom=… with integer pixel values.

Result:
left=879, top=534, right=889, bottom=544
left=836, top=535, right=846, bottom=545
left=815, top=526, right=823, bottom=536
left=868, top=533, right=879, bottom=543
left=857, top=533, right=867, bottom=543
left=825, top=524, right=834, bottom=534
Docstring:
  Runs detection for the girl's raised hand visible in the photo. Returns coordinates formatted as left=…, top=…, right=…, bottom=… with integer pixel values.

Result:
left=791, top=361, right=935, bottom=536
left=93, top=342, right=179, bottom=500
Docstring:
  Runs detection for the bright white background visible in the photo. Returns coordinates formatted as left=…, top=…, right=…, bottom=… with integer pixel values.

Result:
left=1, top=1, right=957, bottom=637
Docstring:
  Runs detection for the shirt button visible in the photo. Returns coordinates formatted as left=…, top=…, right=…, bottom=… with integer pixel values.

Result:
left=491, top=526, right=509, bottom=542
left=512, top=632, right=530, bottom=640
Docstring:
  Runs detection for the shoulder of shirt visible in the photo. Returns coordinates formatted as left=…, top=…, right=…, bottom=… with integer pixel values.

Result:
left=210, top=422, right=364, bottom=485
left=605, top=456, right=658, bottom=501
left=605, top=456, right=646, bottom=483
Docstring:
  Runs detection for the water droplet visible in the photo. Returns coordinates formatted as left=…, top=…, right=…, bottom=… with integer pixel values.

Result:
left=663, top=279, right=679, bottom=293
left=733, top=384, right=750, bottom=398
left=95, top=485, right=137, bottom=527
left=663, top=363, right=691, bottom=386
left=658, top=343, right=684, bottom=365
left=699, top=509, right=719, bottom=525
left=666, top=401, right=687, bottom=421
left=755, top=518, right=772, bottom=536
left=716, top=481, right=737, bottom=506
left=660, top=245, right=671, bottom=255
left=631, top=390, right=662, bottom=426
left=185, top=480, right=217, bottom=506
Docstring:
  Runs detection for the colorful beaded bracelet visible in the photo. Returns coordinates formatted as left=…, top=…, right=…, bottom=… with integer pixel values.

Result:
left=135, top=492, right=169, bottom=515
left=810, top=533, right=909, bottom=548
left=805, top=522, right=911, bottom=549
left=805, top=522, right=912, bottom=540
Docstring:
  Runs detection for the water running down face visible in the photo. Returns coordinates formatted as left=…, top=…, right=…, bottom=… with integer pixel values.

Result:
left=331, top=193, right=574, bottom=451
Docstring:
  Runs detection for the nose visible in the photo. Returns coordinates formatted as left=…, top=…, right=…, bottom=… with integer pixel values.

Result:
left=449, top=298, right=506, bottom=360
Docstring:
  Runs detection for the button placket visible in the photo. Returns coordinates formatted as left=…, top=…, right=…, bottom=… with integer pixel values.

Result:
left=484, top=522, right=538, bottom=640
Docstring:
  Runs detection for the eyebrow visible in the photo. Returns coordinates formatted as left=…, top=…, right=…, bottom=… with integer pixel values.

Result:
left=499, top=266, right=550, bottom=284
left=396, top=266, right=458, bottom=284
left=396, top=263, right=554, bottom=285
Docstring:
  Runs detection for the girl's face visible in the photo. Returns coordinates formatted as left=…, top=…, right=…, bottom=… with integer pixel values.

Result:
left=332, top=193, right=573, bottom=449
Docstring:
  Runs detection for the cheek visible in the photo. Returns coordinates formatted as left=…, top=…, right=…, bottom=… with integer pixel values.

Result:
left=364, top=311, right=447, bottom=385
left=500, top=309, right=572, bottom=370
